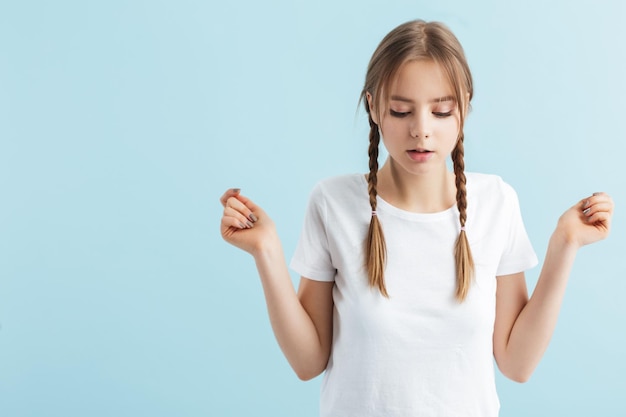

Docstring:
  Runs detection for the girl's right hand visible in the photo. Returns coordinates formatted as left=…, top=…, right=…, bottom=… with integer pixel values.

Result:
left=219, top=188, right=278, bottom=256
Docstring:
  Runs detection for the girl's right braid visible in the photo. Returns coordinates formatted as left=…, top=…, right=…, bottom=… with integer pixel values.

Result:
left=366, top=117, right=388, bottom=297
left=367, top=117, right=380, bottom=210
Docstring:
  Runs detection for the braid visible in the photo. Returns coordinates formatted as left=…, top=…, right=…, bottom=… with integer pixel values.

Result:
left=366, top=117, right=388, bottom=297
left=452, top=136, right=468, bottom=227
left=452, top=135, right=475, bottom=301
left=367, top=118, right=380, bottom=210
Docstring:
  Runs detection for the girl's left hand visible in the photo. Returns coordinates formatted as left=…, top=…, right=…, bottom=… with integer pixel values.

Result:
left=555, top=192, right=614, bottom=248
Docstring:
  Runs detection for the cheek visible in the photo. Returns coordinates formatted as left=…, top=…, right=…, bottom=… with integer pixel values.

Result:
left=432, top=121, right=461, bottom=151
left=381, top=116, right=406, bottom=132
left=437, top=117, right=461, bottom=135
left=380, top=122, right=402, bottom=142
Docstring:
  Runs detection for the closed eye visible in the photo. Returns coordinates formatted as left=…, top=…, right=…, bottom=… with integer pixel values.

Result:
left=433, top=111, right=452, bottom=118
left=390, top=109, right=409, bottom=118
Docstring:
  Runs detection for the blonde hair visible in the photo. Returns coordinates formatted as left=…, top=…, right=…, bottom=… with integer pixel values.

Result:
left=359, top=20, right=475, bottom=301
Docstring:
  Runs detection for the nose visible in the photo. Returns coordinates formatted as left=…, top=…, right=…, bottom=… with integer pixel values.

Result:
left=410, top=111, right=431, bottom=138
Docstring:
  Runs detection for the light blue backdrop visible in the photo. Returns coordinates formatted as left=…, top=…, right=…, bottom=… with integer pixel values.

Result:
left=1, top=1, right=624, bottom=416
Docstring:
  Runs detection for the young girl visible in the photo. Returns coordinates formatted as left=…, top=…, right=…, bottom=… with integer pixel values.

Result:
left=219, top=20, right=613, bottom=416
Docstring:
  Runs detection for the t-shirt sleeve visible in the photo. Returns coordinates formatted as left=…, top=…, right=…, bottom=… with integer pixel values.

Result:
left=289, top=183, right=337, bottom=282
left=496, top=183, right=539, bottom=276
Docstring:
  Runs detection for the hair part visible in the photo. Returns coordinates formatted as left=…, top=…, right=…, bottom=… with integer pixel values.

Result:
left=359, top=19, right=475, bottom=301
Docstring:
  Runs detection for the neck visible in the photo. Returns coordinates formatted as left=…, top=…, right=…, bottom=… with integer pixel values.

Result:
left=377, top=158, right=456, bottom=213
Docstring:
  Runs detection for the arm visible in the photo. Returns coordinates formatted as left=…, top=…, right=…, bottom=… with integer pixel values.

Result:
left=493, top=192, right=614, bottom=383
left=220, top=189, right=334, bottom=380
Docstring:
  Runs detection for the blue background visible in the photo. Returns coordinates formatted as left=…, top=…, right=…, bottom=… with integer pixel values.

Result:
left=1, top=0, right=624, bottom=416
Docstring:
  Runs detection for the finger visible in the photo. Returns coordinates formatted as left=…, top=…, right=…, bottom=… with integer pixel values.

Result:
left=220, top=188, right=241, bottom=207
left=221, top=214, right=247, bottom=231
left=586, top=210, right=612, bottom=228
left=230, top=193, right=260, bottom=215
left=223, top=206, right=254, bottom=229
left=582, top=201, right=614, bottom=218
left=225, top=196, right=258, bottom=223
left=583, top=199, right=615, bottom=217
left=582, top=193, right=614, bottom=211
left=589, top=193, right=613, bottom=204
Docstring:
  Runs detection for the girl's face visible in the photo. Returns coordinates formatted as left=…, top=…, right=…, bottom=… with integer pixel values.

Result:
left=369, top=59, right=462, bottom=177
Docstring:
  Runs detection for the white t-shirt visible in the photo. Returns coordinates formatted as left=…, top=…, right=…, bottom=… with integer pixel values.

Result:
left=289, top=172, right=538, bottom=417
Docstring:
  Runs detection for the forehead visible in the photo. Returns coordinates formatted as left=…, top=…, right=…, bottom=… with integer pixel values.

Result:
left=388, top=59, right=453, bottom=101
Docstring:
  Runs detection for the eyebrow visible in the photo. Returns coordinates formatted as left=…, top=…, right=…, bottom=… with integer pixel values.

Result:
left=390, top=95, right=455, bottom=103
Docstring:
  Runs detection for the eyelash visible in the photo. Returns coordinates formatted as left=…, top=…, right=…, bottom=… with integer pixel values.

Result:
left=389, top=110, right=453, bottom=118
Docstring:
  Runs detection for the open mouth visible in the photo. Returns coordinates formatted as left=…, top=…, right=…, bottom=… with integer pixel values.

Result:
left=406, top=149, right=434, bottom=161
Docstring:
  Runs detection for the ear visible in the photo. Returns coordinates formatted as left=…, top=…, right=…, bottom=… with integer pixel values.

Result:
left=366, top=92, right=379, bottom=125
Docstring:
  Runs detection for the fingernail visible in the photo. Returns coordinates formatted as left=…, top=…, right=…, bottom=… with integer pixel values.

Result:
left=246, top=220, right=254, bottom=228
left=593, top=192, right=601, bottom=196
left=583, top=208, right=591, bottom=216
left=238, top=221, right=246, bottom=229
left=249, top=213, right=258, bottom=223
left=232, top=188, right=241, bottom=194
left=583, top=200, right=590, bottom=209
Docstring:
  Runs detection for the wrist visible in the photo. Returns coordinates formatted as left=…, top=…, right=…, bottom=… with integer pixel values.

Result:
left=252, top=231, right=282, bottom=259
left=550, top=228, right=581, bottom=252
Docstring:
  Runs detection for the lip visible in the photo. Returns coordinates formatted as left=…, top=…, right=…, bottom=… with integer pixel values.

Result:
left=406, top=149, right=434, bottom=162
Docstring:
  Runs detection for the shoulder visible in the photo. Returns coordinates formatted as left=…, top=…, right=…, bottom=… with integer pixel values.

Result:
left=314, top=173, right=365, bottom=192
left=464, top=173, right=532, bottom=249
left=466, top=172, right=519, bottom=202
left=465, top=172, right=523, bottom=219
left=305, top=174, right=370, bottom=222
left=309, top=173, right=367, bottom=202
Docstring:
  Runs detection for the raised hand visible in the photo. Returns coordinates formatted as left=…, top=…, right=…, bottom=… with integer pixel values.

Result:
left=220, top=188, right=278, bottom=256
left=555, top=192, right=614, bottom=248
